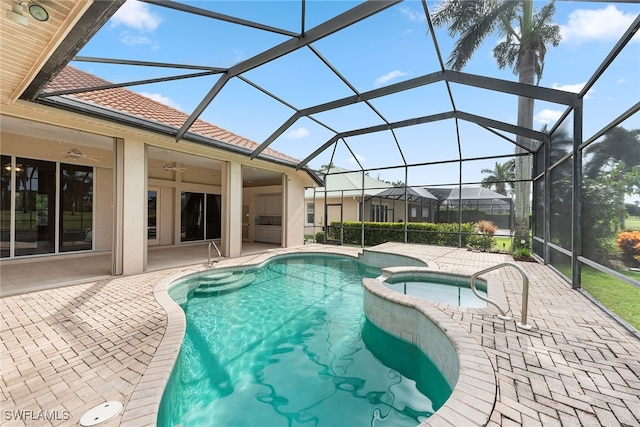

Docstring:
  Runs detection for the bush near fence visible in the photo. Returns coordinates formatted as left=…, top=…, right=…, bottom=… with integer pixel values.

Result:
left=437, top=209, right=511, bottom=230
left=329, top=221, right=476, bottom=247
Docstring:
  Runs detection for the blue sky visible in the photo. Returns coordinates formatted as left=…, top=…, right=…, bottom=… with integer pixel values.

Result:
left=74, top=1, right=639, bottom=195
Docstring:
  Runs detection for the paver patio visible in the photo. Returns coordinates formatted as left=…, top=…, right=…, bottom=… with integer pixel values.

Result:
left=1, top=244, right=639, bottom=426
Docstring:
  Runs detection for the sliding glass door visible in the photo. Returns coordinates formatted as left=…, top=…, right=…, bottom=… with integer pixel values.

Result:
left=1, top=155, right=11, bottom=258
left=59, top=164, right=93, bottom=252
left=181, top=191, right=221, bottom=242
left=1, top=156, right=95, bottom=258
left=206, top=194, right=221, bottom=240
left=15, top=158, right=56, bottom=256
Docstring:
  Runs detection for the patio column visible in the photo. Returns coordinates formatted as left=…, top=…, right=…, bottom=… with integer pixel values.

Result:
left=222, top=161, right=242, bottom=258
left=284, top=173, right=305, bottom=247
left=112, top=138, right=146, bottom=275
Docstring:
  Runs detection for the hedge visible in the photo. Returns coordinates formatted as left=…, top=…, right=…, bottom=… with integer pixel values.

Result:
left=437, top=209, right=511, bottom=229
left=329, top=221, right=476, bottom=247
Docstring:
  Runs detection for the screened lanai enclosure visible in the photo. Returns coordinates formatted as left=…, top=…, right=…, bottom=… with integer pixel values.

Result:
left=11, top=1, right=640, bottom=319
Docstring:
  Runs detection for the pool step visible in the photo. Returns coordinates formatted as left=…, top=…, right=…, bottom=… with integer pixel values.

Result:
left=198, top=271, right=243, bottom=287
left=200, top=271, right=234, bottom=282
left=193, top=273, right=256, bottom=295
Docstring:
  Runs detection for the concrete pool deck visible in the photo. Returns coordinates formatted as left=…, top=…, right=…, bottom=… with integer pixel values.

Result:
left=1, top=243, right=639, bottom=426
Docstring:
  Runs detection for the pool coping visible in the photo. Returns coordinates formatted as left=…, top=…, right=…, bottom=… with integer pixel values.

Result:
left=119, top=268, right=200, bottom=426
left=121, top=249, right=498, bottom=426
left=378, top=265, right=510, bottom=316
left=363, top=278, right=497, bottom=426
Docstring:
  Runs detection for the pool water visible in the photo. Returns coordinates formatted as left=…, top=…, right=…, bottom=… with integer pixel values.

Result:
left=159, top=255, right=451, bottom=427
left=383, top=277, right=488, bottom=308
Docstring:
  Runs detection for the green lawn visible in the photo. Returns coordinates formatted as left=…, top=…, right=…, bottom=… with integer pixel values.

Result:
left=580, top=266, right=640, bottom=331
left=509, top=247, right=640, bottom=331
left=493, top=236, right=512, bottom=252
left=625, top=215, right=640, bottom=231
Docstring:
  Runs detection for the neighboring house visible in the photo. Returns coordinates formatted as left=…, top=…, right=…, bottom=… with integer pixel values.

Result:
left=306, top=177, right=513, bottom=236
left=366, top=186, right=438, bottom=223
left=304, top=167, right=391, bottom=237
left=1, top=64, right=319, bottom=275
left=427, top=187, right=514, bottom=229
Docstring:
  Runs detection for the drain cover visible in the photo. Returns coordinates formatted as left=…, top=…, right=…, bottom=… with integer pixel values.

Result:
left=79, top=401, right=123, bottom=426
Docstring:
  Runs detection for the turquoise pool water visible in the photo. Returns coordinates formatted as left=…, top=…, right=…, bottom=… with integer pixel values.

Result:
left=383, top=277, right=488, bottom=308
left=159, top=255, right=451, bottom=427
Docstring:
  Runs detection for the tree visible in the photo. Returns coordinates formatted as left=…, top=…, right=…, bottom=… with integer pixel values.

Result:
left=584, top=126, right=640, bottom=229
left=382, top=179, right=405, bottom=187
left=319, top=162, right=335, bottom=173
left=481, top=159, right=515, bottom=196
left=432, top=0, right=561, bottom=248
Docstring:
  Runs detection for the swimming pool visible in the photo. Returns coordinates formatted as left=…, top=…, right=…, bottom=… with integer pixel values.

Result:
left=159, top=254, right=452, bottom=427
left=382, top=276, right=488, bottom=308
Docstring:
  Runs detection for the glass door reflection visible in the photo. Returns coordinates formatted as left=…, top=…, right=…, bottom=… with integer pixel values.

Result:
left=15, top=158, right=56, bottom=256
left=148, top=189, right=159, bottom=245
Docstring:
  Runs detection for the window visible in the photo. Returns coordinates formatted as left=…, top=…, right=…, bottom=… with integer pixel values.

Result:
left=306, top=203, right=315, bottom=225
left=371, top=203, right=388, bottom=222
left=422, top=207, right=429, bottom=221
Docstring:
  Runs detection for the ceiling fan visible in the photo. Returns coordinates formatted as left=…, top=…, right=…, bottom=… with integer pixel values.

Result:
left=160, top=162, right=186, bottom=173
left=151, top=150, right=186, bottom=173
left=63, top=148, right=100, bottom=162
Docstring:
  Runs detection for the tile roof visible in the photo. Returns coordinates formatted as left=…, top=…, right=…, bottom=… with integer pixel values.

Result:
left=46, top=66, right=299, bottom=163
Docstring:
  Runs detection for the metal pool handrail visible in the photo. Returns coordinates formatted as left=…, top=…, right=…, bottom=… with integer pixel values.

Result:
left=208, top=241, right=221, bottom=266
left=470, top=262, right=532, bottom=330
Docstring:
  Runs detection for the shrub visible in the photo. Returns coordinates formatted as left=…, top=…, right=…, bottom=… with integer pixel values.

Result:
left=314, top=231, right=325, bottom=244
left=513, top=247, right=534, bottom=262
left=329, top=221, right=475, bottom=247
left=466, top=234, right=485, bottom=250
left=475, top=220, right=497, bottom=251
left=476, top=220, right=497, bottom=235
left=616, top=231, right=640, bottom=267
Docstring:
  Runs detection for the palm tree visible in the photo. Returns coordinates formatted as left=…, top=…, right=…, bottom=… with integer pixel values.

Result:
left=481, top=159, right=515, bottom=196
left=584, top=127, right=640, bottom=178
left=432, top=0, right=561, bottom=248
left=584, top=126, right=640, bottom=228
left=319, top=162, right=335, bottom=173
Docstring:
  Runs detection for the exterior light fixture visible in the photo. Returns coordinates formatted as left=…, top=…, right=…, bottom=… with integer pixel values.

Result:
left=6, top=1, right=48, bottom=26
left=28, top=3, right=48, bottom=21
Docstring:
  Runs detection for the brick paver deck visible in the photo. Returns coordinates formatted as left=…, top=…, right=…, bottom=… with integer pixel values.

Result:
left=1, top=244, right=639, bottom=426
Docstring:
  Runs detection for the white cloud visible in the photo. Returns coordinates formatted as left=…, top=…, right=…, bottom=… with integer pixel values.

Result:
left=139, top=92, right=181, bottom=110
left=347, top=153, right=366, bottom=165
left=399, top=7, right=425, bottom=23
left=551, top=82, right=584, bottom=93
left=617, top=77, right=629, bottom=84
left=120, top=33, right=151, bottom=47
left=285, top=127, right=309, bottom=139
left=560, top=5, right=636, bottom=44
left=111, top=0, right=162, bottom=32
left=534, top=109, right=563, bottom=126
left=374, top=70, right=408, bottom=87
left=551, top=82, right=593, bottom=100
